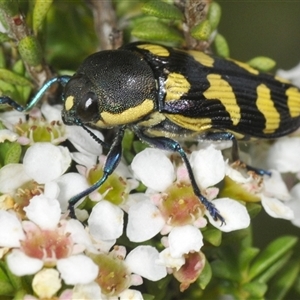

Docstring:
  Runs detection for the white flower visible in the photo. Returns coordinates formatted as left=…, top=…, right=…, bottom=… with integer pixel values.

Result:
left=88, top=200, right=124, bottom=241
left=57, top=254, right=99, bottom=285
left=288, top=183, right=300, bottom=227
left=23, top=143, right=71, bottom=184
left=266, top=137, right=300, bottom=173
left=158, top=248, right=185, bottom=270
left=276, top=62, right=300, bottom=88
left=3, top=195, right=98, bottom=285
left=125, top=245, right=167, bottom=281
left=32, top=268, right=62, bottom=298
left=206, top=198, right=251, bottom=232
left=261, top=195, right=294, bottom=220
left=131, top=148, right=175, bottom=191
left=0, top=210, right=25, bottom=247
left=168, top=225, right=203, bottom=258
left=71, top=282, right=102, bottom=300
left=126, top=197, right=165, bottom=242
left=0, top=129, right=18, bottom=142
left=190, top=145, right=225, bottom=189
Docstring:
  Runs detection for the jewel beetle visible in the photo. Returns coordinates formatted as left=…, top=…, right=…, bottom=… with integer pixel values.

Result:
left=1, top=41, right=300, bottom=224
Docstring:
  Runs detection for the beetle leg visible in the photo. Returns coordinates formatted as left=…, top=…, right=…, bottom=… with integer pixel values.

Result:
left=204, top=131, right=271, bottom=176
left=0, top=75, right=71, bottom=112
left=68, top=127, right=125, bottom=218
left=134, top=128, right=225, bottom=224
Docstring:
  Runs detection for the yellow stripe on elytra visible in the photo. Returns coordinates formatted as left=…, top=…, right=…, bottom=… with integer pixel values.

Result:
left=256, top=84, right=280, bottom=133
left=188, top=50, right=214, bottom=67
left=203, top=74, right=241, bottom=125
left=166, top=114, right=212, bottom=132
left=137, top=44, right=169, bottom=57
left=230, top=59, right=259, bottom=75
left=286, top=87, right=300, bottom=118
left=165, top=72, right=191, bottom=101
left=98, top=99, right=154, bottom=126
left=65, top=96, right=74, bottom=111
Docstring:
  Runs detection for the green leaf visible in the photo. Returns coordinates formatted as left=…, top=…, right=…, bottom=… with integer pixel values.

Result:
left=4, top=142, right=22, bottom=165
left=0, top=262, right=14, bottom=296
left=214, top=33, right=230, bottom=58
left=243, top=281, right=268, bottom=298
left=208, top=2, right=222, bottom=31
left=247, top=56, right=276, bottom=72
left=202, top=227, right=222, bottom=246
left=33, top=0, right=53, bottom=33
left=211, top=259, right=238, bottom=281
left=0, top=0, right=18, bottom=16
left=238, top=246, right=260, bottom=273
left=267, top=260, right=300, bottom=300
left=132, top=19, right=183, bottom=43
left=0, top=69, right=32, bottom=87
left=198, top=258, right=212, bottom=289
left=190, top=20, right=212, bottom=41
left=18, top=36, right=43, bottom=67
left=0, top=32, right=11, bottom=43
left=255, top=251, right=293, bottom=283
left=248, top=236, right=298, bottom=281
left=0, top=261, right=22, bottom=292
left=142, top=1, right=183, bottom=20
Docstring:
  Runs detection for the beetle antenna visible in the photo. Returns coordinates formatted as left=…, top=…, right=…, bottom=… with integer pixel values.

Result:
left=80, top=123, right=110, bottom=148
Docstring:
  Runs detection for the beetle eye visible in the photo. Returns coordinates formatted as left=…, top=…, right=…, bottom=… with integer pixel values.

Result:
left=77, top=91, right=99, bottom=122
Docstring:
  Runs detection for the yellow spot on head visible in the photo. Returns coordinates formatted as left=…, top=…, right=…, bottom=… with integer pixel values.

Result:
left=188, top=50, right=214, bottom=67
left=65, top=96, right=74, bottom=111
left=137, top=44, right=169, bottom=57
left=203, top=74, right=241, bottom=125
left=256, top=84, right=280, bottom=133
left=165, top=72, right=191, bottom=101
left=286, top=86, right=300, bottom=118
left=98, top=99, right=154, bottom=127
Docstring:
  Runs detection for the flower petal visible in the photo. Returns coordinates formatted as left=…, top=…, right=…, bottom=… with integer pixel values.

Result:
left=190, top=145, right=225, bottom=189
left=57, top=255, right=98, bottom=285
left=24, top=195, right=61, bottom=229
left=126, top=245, right=167, bottom=281
left=263, top=170, right=290, bottom=201
left=88, top=200, right=124, bottom=241
left=289, top=183, right=300, bottom=227
left=7, top=249, right=43, bottom=276
left=54, top=173, right=89, bottom=212
left=158, top=248, right=185, bottom=270
left=0, top=211, right=25, bottom=247
left=267, top=137, right=300, bottom=173
left=66, top=125, right=104, bottom=156
left=131, top=148, right=175, bottom=192
left=72, top=282, right=102, bottom=300
left=168, top=225, right=203, bottom=258
left=127, top=199, right=165, bottom=242
left=23, top=143, right=71, bottom=184
left=0, top=164, right=31, bottom=193
left=261, top=195, right=294, bottom=220
left=119, top=289, right=143, bottom=300
left=207, top=198, right=250, bottom=232
left=32, top=268, right=61, bottom=298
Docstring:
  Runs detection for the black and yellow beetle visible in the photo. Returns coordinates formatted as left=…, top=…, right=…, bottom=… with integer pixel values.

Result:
left=1, top=41, right=300, bottom=223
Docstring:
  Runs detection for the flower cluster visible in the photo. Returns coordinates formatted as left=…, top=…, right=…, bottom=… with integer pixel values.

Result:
left=0, top=64, right=299, bottom=298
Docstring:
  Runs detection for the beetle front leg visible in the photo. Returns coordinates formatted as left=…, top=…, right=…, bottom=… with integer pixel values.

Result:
left=204, top=131, right=271, bottom=176
left=134, top=128, right=225, bottom=224
left=68, top=127, right=125, bottom=218
left=0, top=75, right=71, bottom=112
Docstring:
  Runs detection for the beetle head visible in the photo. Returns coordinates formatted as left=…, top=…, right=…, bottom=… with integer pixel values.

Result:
left=62, top=49, right=157, bottom=128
